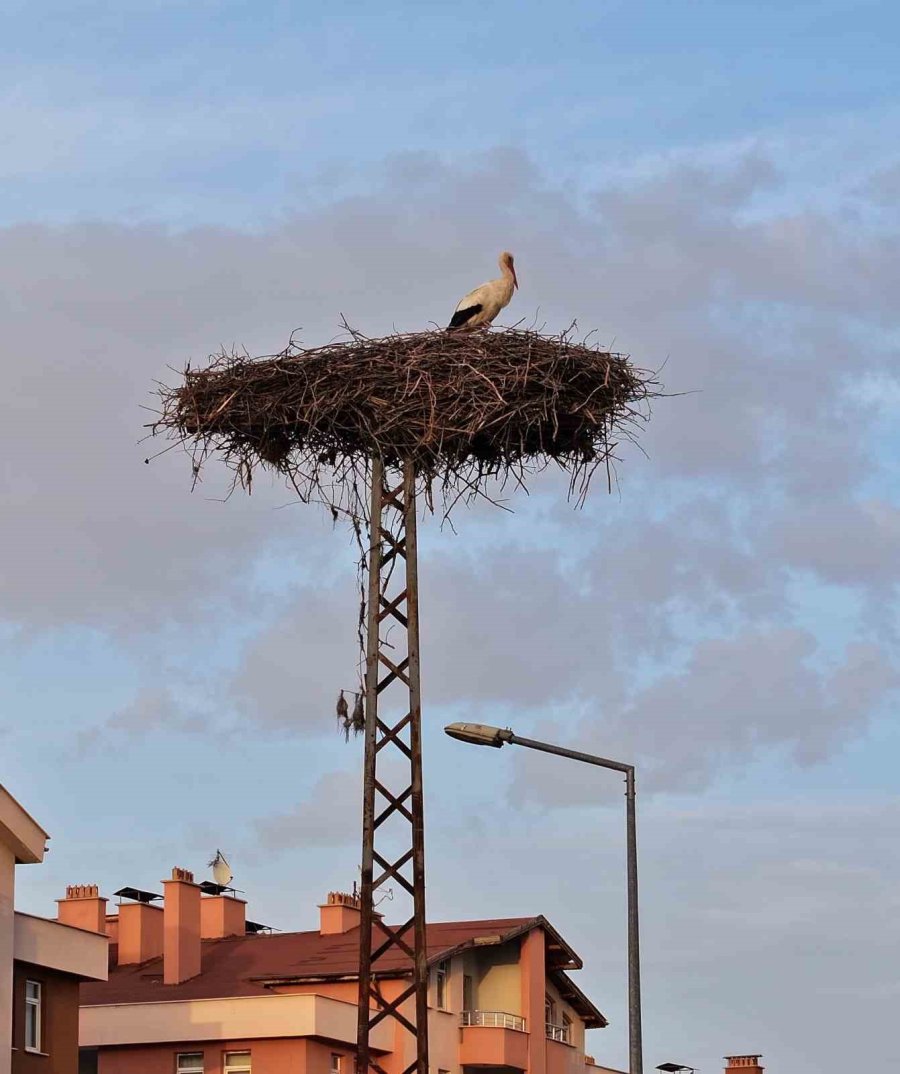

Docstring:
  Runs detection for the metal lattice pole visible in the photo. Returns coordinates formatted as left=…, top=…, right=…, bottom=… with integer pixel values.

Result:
left=357, top=457, right=428, bottom=1074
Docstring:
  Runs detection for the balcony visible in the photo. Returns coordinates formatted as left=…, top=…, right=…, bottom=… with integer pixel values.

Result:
left=459, top=1010, right=528, bottom=1070
left=546, top=1022, right=571, bottom=1044
left=461, top=1011, right=527, bottom=1032
left=546, top=1022, right=581, bottom=1074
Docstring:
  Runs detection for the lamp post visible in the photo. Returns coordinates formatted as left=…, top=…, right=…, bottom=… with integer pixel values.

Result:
left=443, top=723, right=643, bottom=1074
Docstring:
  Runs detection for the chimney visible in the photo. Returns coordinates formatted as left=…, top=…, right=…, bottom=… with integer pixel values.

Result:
left=118, top=900, right=164, bottom=965
left=200, top=893, right=247, bottom=940
left=163, top=867, right=201, bottom=985
left=319, top=891, right=362, bottom=935
left=725, top=1058, right=764, bottom=1074
left=56, top=885, right=108, bottom=934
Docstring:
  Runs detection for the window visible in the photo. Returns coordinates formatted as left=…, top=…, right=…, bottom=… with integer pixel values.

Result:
left=78, top=1048, right=99, bottom=1074
left=545, top=995, right=555, bottom=1025
left=331, top=1055, right=344, bottom=1074
left=435, top=960, right=449, bottom=1010
left=224, top=1052, right=252, bottom=1074
left=562, top=1013, right=572, bottom=1043
left=25, top=980, right=41, bottom=1052
left=463, top=974, right=474, bottom=1012
left=176, top=1054, right=204, bottom=1074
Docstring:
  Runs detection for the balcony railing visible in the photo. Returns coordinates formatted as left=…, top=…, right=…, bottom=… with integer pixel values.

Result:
left=546, top=1022, right=571, bottom=1044
left=461, top=1010, right=527, bottom=1032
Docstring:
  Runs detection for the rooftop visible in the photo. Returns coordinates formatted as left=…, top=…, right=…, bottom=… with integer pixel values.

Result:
left=0, top=782, right=49, bottom=864
left=82, top=914, right=606, bottom=1027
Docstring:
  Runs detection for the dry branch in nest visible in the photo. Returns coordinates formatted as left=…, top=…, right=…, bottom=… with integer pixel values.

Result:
left=151, top=325, right=659, bottom=519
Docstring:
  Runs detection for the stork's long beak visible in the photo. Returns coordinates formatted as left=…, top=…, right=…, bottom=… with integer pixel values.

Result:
left=512, top=267, right=519, bottom=290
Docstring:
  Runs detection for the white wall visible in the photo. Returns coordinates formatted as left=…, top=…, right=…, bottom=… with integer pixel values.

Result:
left=14, top=914, right=107, bottom=982
left=81, top=993, right=392, bottom=1050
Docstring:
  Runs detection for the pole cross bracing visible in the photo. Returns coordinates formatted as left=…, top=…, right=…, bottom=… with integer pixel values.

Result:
left=357, top=457, right=429, bottom=1074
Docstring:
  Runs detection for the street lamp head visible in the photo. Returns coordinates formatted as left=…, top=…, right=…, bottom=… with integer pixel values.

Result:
left=443, top=722, right=513, bottom=748
left=656, top=1065, right=694, bottom=1073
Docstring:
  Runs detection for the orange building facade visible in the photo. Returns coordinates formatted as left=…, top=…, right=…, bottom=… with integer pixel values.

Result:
left=65, top=874, right=612, bottom=1074
left=1, top=787, right=108, bottom=1074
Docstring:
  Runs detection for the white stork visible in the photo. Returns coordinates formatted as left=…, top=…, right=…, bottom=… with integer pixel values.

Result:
left=447, top=251, right=518, bottom=331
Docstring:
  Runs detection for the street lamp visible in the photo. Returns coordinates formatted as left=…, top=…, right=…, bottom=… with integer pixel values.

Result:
left=443, top=722, right=643, bottom=1074
left=656, top=1065, right=695, bottom=1073
left=443, top=722, right=513, bottom=747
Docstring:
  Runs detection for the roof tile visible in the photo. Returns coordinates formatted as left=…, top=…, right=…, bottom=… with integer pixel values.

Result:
left=81, top=917, right=534, bottom=1006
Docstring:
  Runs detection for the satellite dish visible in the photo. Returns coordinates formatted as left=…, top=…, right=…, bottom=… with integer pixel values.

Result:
left=208, top=849, right=233, bottom=888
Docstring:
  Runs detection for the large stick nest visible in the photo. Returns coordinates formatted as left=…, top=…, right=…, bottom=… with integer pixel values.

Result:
left=151, top=325, right=659, bottom=517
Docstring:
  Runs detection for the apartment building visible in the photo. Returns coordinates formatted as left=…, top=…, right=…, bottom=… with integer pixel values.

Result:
left=0, top=785, right=107, bottom=1074
left=68, top=875, right=611, bottom=1074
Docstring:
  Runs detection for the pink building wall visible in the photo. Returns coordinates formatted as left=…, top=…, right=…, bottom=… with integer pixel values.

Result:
left=97, top=1037, right=350, bottom=1074
left=520, top=928, right=547, bottom=1074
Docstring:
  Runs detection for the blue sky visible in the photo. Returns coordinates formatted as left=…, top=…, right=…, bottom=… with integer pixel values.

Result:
left=4, top=1, right=900, bottom=223
left=3, top=3, right=900, bottom=1073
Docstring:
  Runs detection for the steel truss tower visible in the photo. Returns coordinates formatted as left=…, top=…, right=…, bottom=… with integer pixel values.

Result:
left=357, top=458, right=428, bottom=1074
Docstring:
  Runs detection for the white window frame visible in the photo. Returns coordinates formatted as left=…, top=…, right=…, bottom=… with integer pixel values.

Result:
left=176, top=1053, right=204, bottom=1074
left=435, top=959, right=449, bottom=1010
left=330, top=1054, right=344, bottom=1074
left=25, top=980, right=41, bottom=1053
left=224, top=1051, right=252, bottom=1074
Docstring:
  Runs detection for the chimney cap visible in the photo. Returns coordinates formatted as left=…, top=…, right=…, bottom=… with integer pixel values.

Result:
left=114, top=886, right=162, bottom=904
left=246, top=919, right=276, bottom=934
left=59, top=884, right=103, bottom=901
left=198, top=880, right=242, bottom=897
left=322, top=890, right=361, bottom=909
left=166, top=867, right=196, bottom=884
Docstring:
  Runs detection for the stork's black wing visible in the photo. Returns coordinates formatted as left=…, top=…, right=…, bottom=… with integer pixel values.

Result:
left=447, top=304, right=482, bottom=330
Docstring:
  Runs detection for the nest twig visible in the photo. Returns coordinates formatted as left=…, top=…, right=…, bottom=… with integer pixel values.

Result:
left=150, top=324, right=660, bottom=518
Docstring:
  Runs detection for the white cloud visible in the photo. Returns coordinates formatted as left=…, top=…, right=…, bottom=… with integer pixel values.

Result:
left=3, top=148, right=895, bottom=760
left=254, top=769, right=362, bottom=851
left=3, top=147, right=900, bottom=1074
